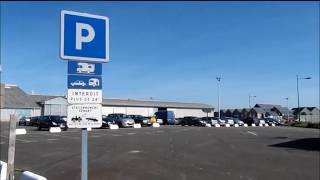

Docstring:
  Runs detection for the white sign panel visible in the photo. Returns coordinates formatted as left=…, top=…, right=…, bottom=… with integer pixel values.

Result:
left=67, top=104, right=102, bottom=128
left=68, top=89, right=102, bottom=104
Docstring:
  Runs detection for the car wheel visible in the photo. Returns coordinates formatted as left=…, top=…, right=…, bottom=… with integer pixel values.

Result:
left=38, top=126, right=42, bottom=131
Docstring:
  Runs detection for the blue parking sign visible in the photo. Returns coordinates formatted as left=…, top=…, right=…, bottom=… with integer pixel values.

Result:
left=68, top=61, right=102, bottom=76
left=61, top=10, right=109, bottom=62
left=68, top=75, right=102, bottom=89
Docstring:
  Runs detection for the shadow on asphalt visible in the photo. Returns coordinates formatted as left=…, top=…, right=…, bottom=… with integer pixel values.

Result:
left=269, top=138, right=320, bottom=151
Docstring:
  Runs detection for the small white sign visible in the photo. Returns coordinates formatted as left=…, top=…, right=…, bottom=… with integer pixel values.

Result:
left=67, top=89, right=102, bottom=104
left=67, top=104, right=102, bottom=128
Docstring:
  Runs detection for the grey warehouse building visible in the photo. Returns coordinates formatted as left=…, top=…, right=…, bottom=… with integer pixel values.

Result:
left=0, top=84, right=214, bottom=121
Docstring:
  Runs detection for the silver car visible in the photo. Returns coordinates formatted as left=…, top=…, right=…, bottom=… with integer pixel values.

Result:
left=106, top=113, right=135, bottom=128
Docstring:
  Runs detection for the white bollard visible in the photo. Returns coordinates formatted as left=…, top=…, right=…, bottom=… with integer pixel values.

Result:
left=87, top=127, right=92, bottom=131
left=109, top=124, right=119, bottom=130
left=16, top=128, right=27, bottom=135
left=251, top=124, right=256, bottom=127
left=19, top=171, right=47, bottom=180
left=214, top=124, right=220, bottom=127
left=152, top=123, right=160, bottom=128
left=265, top=124, right=269, bottom=127
left=225, top=124, right=230, bottom=127
left=259, top=124, right=263, bottom=127
left=234, top=124, right=239, bottom=127
left=272, top=123, right=276, bottom=127
left=244, top=124, right=248, bottom=127
left=0, top=161, right=7, bottom=180
left=133, top=124, right=142, bottom=128
left=49, top=127, right=61, bottom=133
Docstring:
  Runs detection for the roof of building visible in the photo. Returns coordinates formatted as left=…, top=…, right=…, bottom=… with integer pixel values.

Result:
left=1, top=84, right=214, bottom=110
left=251, top=107, right=266, bottom=114
left=292, top=107, right=319, bottom=113
left=30, top=94, right=63, bottom=104
left=0, top=84, right=40, bottom=109
left=102, top=98, right=214, bottom=109
left=254, top=104, right=282, bottom=109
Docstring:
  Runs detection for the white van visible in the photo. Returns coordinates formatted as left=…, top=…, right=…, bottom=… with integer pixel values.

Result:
left=77, top=63, right=95, bottom=74
left=88, top=78, right=100, bottom=87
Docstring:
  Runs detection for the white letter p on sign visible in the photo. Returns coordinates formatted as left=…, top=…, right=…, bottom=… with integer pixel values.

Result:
left=76, top=22, right=95, bottom=50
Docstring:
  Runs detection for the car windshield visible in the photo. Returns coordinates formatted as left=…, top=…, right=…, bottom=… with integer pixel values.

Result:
left=118, top=114, right=128, bottom=118
left=49, top=116, right=65, bottom=123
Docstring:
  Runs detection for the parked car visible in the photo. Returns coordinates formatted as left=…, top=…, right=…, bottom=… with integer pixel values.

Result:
left=181, top=116, right=207, bottom=127
left=18, top=116, right=31, bottom=126
left=223, top=117, right=235, bottom=126
left=38, top=115, right=68, bottom=131
left=254, top=118, right=266, bottom=125
left=201, top=117, right=217, bottom=125
left=106, top=113, right=135, bottom=128
left=156, top=118, right=164, bottom=125
left=264, top=118, right=282, bottom=126
left=154, top=111, right=175, bottom=125
left=101, top=115, right=115, bottom=128
left=217, top=118, right=226, bottom=126
left=128, top=115, right=151, bottom=126
left=174, top=118, right=183, bottom=125
left=233, top=118, right=245, bottom=126
left=30, top=116, right=41, bottom=126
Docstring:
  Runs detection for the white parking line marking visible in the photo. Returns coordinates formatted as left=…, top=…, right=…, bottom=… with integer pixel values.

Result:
left=128, top=150, right=141, bottom=154
left=127, top=133, right=136, bottom=135
left=47, top=138, right=58, bottom=141
left=247, top=131, right=258, bottom=136
left=0, top=135, right=33, bottom=143
left=0, top=141, right=5, bottom=145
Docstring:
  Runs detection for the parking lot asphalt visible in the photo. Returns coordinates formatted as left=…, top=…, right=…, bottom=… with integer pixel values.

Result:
left=0, top=123, right=319, bottom=180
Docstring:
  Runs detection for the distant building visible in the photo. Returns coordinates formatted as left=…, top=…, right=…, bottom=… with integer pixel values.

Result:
left=0, top=84, right=41, bottom=120
left=292, top=107, right=320, bottom=123
left=0, top=83, right=214, bottom=121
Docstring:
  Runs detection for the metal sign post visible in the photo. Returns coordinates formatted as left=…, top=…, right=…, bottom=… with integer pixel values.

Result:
left=81, top=128, right=88, bottom=180
left=60, top=10, right=109, bottom=180
left=7, top=114, right=16, bottom=180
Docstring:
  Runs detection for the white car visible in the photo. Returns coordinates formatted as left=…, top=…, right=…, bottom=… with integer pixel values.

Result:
left=225, top=119, right=235, bottom=126
left=71, top=80, right=86, bottom=86
left=157, top=119, right=164, bottom=125
left=254, top=119, right=266, bottom=125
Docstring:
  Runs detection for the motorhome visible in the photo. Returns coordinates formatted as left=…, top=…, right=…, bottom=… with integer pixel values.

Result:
left=77, top=63, right=95, bottom=73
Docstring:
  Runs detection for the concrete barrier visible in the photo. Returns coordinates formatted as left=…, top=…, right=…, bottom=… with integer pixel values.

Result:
left=205, top=123, right=211, bottom=127
left=0, top=161, right=7, bottom=180
left=259, top=124, right=263, bottom=127
left=244, top=124, right=248, bottom=127
left=16, top=128, right=27, bottom=135
left=133, top=124, right=141, bottom=128
left=225, top=124, right=230, bottom=127
left=271, top=123, right=276, bottom=127
left=234, top=124, right=239, bottom=127
left=49, top=127, right=61, bottom=133
left=19, top=171, right=47, bottom=180
left=265, top=124, right=269, bottom=127
left=214, top=124, right=220, bottom=127
left=109, top=124, right=119, bottom=130
left=251, top=124, right=256, bottom=127
left=87, top=127, right=92, bottom=131
left=152, top=123, right=160, bottom=128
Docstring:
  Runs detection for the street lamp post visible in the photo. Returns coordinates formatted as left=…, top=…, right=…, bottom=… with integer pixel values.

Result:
left=285, top=97, right=289, bottom=122
left=249, top=95, right=256, bottom=109
left=216, top=76, right=222, bottom=119
left=296, top=75, right=312, bottom=122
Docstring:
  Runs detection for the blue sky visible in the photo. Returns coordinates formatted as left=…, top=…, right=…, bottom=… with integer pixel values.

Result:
left=1, top=2, right=319, bottom=109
